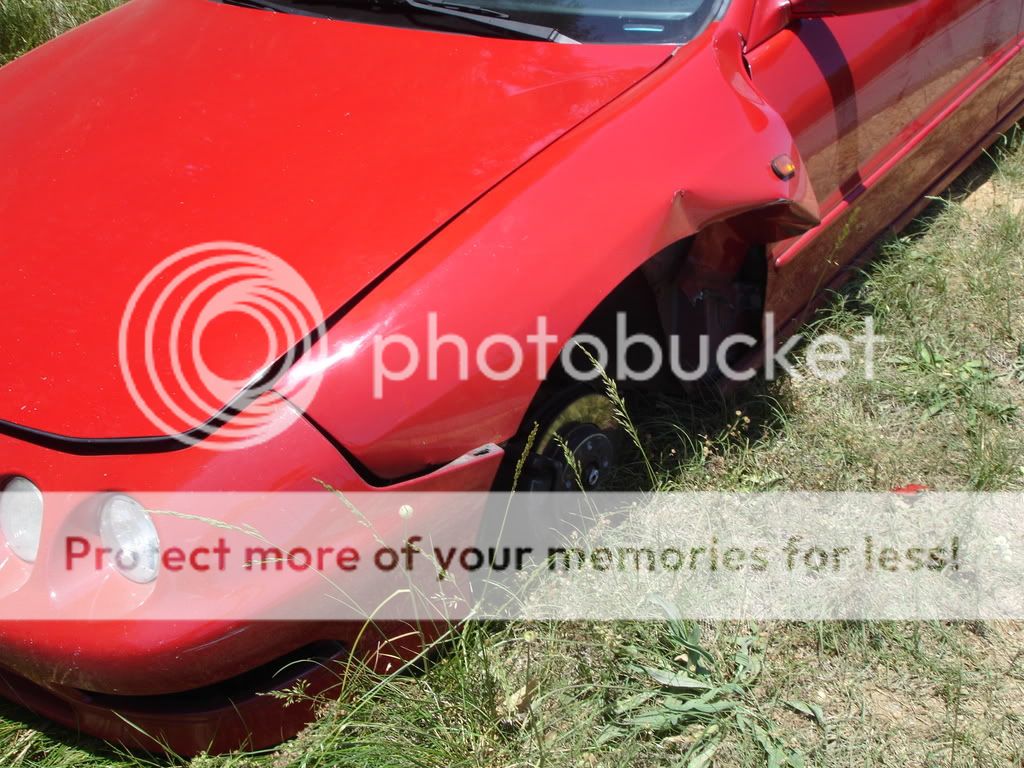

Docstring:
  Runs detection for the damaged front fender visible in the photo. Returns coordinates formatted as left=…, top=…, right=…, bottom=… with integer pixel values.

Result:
left=280, top=26, right=821, bottom=481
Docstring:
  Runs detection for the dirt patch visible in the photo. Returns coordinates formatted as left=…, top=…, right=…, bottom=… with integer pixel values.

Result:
left=961, top=178, right=1024, bottom=219
left=862, top=684, right=944, bottom=738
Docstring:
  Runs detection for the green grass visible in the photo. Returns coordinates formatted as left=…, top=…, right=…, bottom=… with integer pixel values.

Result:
left=0, top=0, right=121, bottom=63
left=3, top=3, right=1024, bottom=766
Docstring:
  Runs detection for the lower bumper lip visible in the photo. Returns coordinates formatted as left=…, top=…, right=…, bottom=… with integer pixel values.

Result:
left=0, top=620, right=328, bottom=695
left=0, top=638, right=348, bottom=754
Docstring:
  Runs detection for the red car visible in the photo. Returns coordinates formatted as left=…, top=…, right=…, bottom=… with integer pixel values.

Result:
left=0, top=0, right=1021, bottom=754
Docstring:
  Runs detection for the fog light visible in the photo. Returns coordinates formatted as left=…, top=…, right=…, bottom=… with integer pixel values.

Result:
left=0, top=477, right=44, bottom=563
left=100, top=495, right=160, bottom=584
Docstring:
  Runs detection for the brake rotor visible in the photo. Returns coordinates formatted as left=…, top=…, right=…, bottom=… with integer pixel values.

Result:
left=543, top=423, right=616, bottom=491
left=522, top=393, right=622, bottom=492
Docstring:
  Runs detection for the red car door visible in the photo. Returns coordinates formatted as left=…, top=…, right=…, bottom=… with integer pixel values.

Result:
left=746, top=0, right=1021, bottom=329
left=999, top=3, right=1024, bottom=117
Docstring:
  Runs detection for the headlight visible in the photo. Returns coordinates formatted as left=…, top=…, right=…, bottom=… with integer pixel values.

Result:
left=100, top=495, right=160, bottom=584
left=0, top=477, right=44, bottom=563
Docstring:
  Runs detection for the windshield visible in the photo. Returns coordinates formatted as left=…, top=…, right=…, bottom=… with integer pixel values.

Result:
left=224, top=0, right=727, bottom=44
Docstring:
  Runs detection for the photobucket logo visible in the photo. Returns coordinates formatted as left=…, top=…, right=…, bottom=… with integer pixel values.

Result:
left=118, top=242, right=326, bottom=451
left=372, top=313, right=882, bottom=398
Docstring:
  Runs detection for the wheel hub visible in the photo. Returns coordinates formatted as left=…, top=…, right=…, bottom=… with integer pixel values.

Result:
left=516, top=393, right=621, bottom=492
left=546, top=423, right=615, bottom=491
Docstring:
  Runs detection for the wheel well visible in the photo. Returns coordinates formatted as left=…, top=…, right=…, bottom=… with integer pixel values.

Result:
left=560, top=229, right=768, bottom=389
left=495, top=230, right=768, bottom=488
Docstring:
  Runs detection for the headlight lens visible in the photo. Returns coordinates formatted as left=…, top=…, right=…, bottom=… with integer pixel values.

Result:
left=100, top=495, right=160, bottom=584
left=0, top=477, right=44, bottom=563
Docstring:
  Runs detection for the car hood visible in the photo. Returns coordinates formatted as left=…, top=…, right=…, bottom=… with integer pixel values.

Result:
left=0, top=0, right=668, bottom=441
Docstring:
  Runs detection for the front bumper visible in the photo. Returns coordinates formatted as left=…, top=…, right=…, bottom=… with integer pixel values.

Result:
left=0, top=411, right=502, bottom=753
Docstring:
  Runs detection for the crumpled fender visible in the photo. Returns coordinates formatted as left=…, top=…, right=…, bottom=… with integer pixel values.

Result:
left=666, top=34, right=820, bottom=240
left=280, top=26, right=821, bottom=481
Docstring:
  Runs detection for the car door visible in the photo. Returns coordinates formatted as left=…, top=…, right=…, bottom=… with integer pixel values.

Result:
left=745, top=0, right=1020, bottom=329
left=997, top=4, right=1024, bottom=118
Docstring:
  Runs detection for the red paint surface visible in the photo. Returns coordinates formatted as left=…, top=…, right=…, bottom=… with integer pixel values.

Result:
left=1, top=0, right=1022, bottom=753
left=0, top=0, right=667, bottom=438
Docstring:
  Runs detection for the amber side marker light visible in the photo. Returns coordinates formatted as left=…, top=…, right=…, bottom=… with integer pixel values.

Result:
left=772, top=155, right=797, bottom=181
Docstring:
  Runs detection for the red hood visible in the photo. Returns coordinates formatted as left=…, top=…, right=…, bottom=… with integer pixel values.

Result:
left=0, top=0, right=667, bottom=440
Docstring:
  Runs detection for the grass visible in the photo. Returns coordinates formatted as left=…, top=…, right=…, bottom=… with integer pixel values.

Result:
left=0, top=0, right=120, bottom=63
left=3, top=2, right=1024, bottom=766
